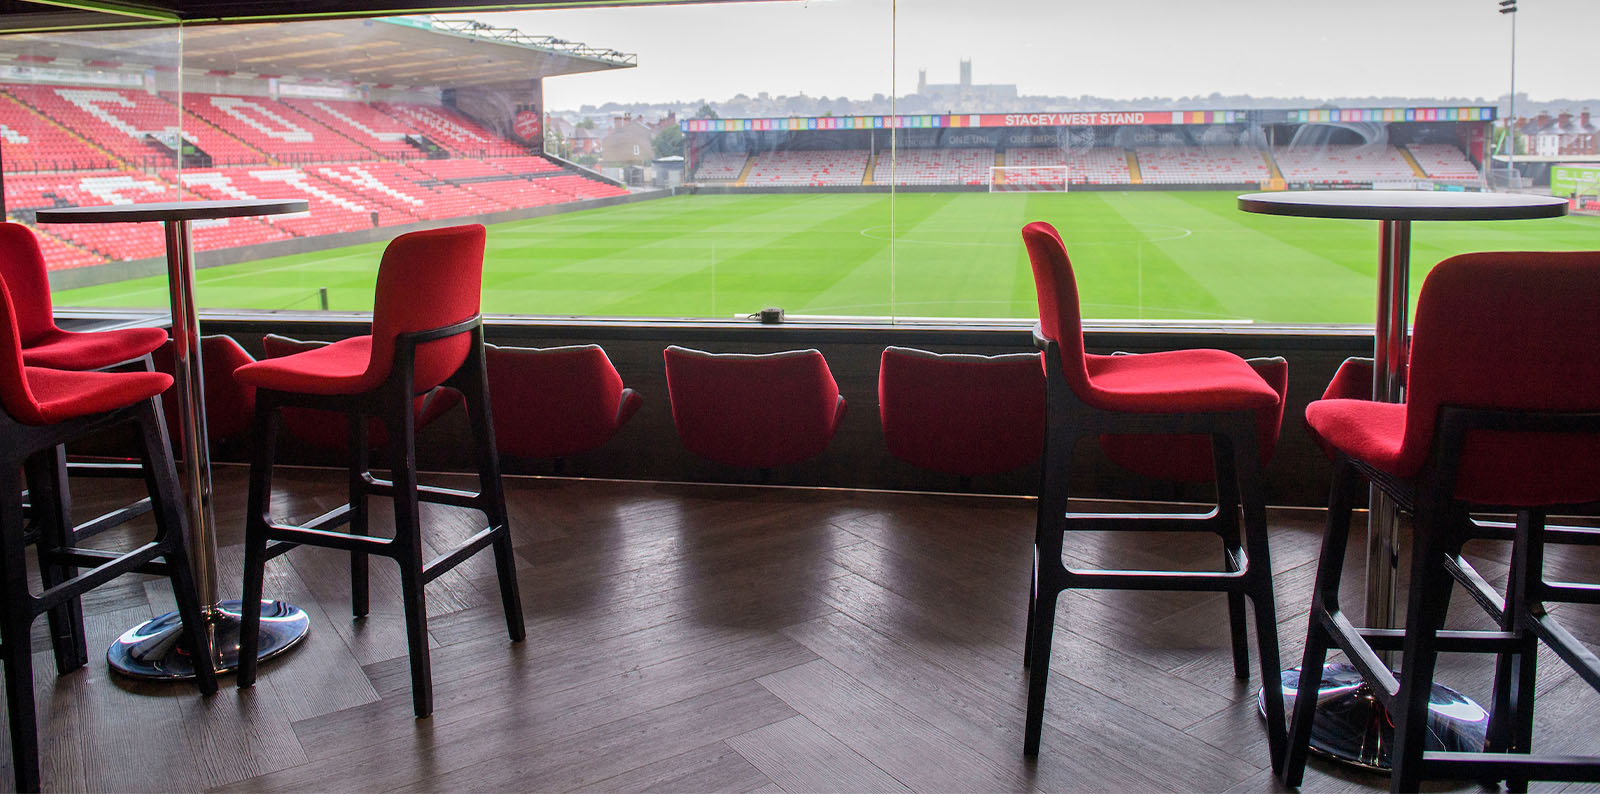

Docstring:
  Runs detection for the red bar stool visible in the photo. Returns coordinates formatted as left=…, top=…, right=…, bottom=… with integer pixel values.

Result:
left=876, top=346, right=1044, bottom=482
left=0, top=223, right=168, bottom=372
left=1286, top=251, right=1600, bottom=792
left=1022, top=220, right=1287, bottom=768
left=663, top=346, right=845, bottom=473
left=0, top=276, right=216, bottom=793
left=231, top=225, right=524, bottom=718
left=486, top=344, right=641, bottom=464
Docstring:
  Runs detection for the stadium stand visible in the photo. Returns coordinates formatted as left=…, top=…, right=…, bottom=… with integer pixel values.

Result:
left=183, top=93, right=374, bottom=163
left=1003, top=147, right=1132, bottom=186
left=872, top=147, right=992, bottom=186
left=376, top=102, right=520, bottom=157
left=693, top=151, right=749, bottom=181
left=1135, top=145, right=1270, bottom=185
left=488, top=156, right=565, bottom=177
left=0, top=91, right=116, bottom=172
left=177, top=167, right=382, bottom=237
left=1406, top=143, right=1480, bottom=182
left=6, top=84, right=197, bottom=168
left=745, top=149, right=870, bottom=186
left=1273, top=144, right=1418, bottom=183
left=282, top=98, right=420, bottom=159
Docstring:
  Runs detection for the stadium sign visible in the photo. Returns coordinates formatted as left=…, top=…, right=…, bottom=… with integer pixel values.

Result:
left=683, top=106, right=1496, bottom=134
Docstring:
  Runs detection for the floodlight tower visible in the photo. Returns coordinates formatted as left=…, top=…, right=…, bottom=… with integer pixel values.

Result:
left=1500, top=0, right=1518, bottom=188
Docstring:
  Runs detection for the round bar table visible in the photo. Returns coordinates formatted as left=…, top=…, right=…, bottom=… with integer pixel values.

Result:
left=1237, top=189, right=1569, bottom=771
left=37, top=199, right=313, bottom=679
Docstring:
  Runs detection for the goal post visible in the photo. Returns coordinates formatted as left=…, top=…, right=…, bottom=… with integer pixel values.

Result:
left=989, top=165, right=1071, bottom=193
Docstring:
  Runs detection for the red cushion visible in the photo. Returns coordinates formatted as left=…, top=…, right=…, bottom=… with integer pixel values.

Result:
left=1081, top=349, right=1281, bottom=413
left=877, top=346, right=1044, bottom=477
left=22, top=326, right=168, bottom=370
left=235, top=335, right=374, bottom=395
left=1306, top=357, right=1373, bottom=461
left=487, top=344, right=640, bottom=459
left=1306, top=398, right=1407, bottom=474
left=22, top=366, right=171, bottom=425
left=664, top=346, right=844, bottom=469
left=0, top=222, right=62, bottom=345
left=251, top=335, right=459, bottom=450
left=1100, top=357, right=1288, bottom=483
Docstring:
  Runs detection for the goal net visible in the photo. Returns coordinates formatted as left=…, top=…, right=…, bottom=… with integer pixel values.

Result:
left=989, top=165, right=1070, bottom=193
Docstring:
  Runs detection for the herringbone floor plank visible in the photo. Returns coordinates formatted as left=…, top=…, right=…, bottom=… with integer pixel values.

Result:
left=7, top=465, right=1597, bottom=793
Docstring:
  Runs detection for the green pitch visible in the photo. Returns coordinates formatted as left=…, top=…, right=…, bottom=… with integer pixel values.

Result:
left=56, top=191, right=1599, bottom=324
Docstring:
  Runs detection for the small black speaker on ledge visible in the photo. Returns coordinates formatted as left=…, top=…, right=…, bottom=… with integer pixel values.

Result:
left=758, top=307, right=784, bottom=324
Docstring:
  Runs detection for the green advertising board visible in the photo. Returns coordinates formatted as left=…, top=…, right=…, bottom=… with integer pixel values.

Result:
left=1552, top=164, right=1600, bottom=197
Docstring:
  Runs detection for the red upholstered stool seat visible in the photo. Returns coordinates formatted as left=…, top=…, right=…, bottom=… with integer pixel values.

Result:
left=255, top=335, right=461, bottom=451
left=1081, top=349, right=1280, bottom=413
left=20, top=326, right=169, bottom=371
left=1100, top=356, right=1287, bottom=483
left=17, top=366, right=171, bottom=425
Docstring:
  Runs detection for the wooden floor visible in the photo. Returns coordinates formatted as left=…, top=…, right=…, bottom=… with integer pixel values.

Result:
left=13, top=465, right=1600, bottom=793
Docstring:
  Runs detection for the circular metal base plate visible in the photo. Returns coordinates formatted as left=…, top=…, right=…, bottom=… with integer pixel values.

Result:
left=108, top=599, right=310, bottom=680
left=1259, top=664, right=1489, bottom=772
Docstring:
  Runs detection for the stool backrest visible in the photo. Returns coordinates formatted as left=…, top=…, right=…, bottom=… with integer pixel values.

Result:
left=1022, top=221, right=1093, bottom=396
left=1404, top=251, right=1600, bottom=504
left=664, top=345, right=844, bottom=468
left=0, top=273, right=44, bottom=423
left=0, top=223, right=59, bottom=347
left=877, top=346, right=1044, bottom=477
left=369, top=225, right=486, bottom=393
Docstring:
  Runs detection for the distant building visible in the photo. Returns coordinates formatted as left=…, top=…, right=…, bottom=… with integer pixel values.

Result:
left=1526, top=109, right=1597, bottom=157
left=915, top=59, right=1017, bottom=110
left=602, top=119, right=654, bottom=167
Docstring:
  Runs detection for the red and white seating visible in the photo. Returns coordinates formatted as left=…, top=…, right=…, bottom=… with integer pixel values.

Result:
left=745, top=149, right=869, bottom=186
left=1273, top=144, right=1418, bottom=184
left=282, top=98, right=416, bottom=158
left=0, top=91, right=115, bottom=172
left=1407, top=144, right=1480, bottom=182
left=183, top=94, right=371, bottom=163
left=1135, top=146, right=1270, bottom=184
left=376, top=103, right=518, bottom=157
left=693, top=152, right=747, bottom=181
left=872, top=148, right=992, bottom=186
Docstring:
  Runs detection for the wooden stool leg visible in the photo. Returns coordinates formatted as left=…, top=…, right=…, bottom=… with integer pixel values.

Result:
left=386, top=400, right=433, bottom=718
left=27, top=447, right=87, bottom=673
left=348, top=413, right=370, bottom=619
left=136, top=399, right=218, bottom=695
left=460, top=350, right=524, bottom=642
left=1232, top=423, right=1284, bottom=774
left=1389, top=507, right=1458, bottom=794
left=1212, top=437, right=1250, bottom=680
left=0, top=467, right=41, bottom=793
left=1488, top=509, right=1543, bottom=794
left=1283, top=458, right=1360, bottom=787
left=237, top=402, right=280, bottom=689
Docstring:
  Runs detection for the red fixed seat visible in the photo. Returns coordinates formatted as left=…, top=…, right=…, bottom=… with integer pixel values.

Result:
left=1021, top=220, right=1286, bottom=768
left=486, top=344, right=641, bottom=461
left=231, top=225, right=523, bottom=719
left=663, top=346, right=845, bottom=470
left=150, top=335, right=258, bottom=451
left=0, top=272, right=216, bottom=793
left=876, top=346, right=1043, bottom=479
left=1285, top=252, right=1600, bottom=792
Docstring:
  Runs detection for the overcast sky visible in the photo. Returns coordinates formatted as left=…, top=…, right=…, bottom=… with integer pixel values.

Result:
left=478, top=0, right=1596, bottom=110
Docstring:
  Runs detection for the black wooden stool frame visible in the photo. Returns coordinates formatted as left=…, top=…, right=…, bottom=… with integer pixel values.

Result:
left=0, top=395, right=217, bottom=793
left=1284, top=406, right=1600, bottom=793
left=1024, top=332, right=1285, bottom=770
left=236, top=317, right=524, bottom=719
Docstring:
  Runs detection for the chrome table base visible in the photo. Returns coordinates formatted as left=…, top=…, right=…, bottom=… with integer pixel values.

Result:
left=108, top=599, right=309, bottom=679
left=1260, top=664, right=1489, bottom=772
